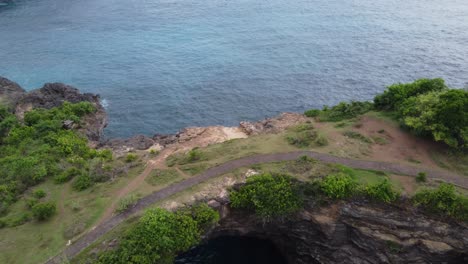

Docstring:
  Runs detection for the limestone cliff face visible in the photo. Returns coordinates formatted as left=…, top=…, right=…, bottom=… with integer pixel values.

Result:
left=0, top=77, right=107, bottom=142
left=211, top=201, right=468, bottom=264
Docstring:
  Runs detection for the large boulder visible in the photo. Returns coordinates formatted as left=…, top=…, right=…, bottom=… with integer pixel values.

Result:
left=0, top=76, right=26, bottom=107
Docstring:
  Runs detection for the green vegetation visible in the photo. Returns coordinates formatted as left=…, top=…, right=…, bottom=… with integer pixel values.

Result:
left=416, top=172, right=427, bottom=183
left=181, top=203, right=220, bottom=232
left=145, top=169, right=182, bottom=187
left=286, top=123, right=328, bottom=147
left=343, top=131, right=373, bottom=143
left=374, top=78, right=447, bottom=110
left=125, top=153, right=138, bottom=163
left=364, top=179, right=400, bottom=203
left=166, top=148, right=206, bottom=167
left=115, top=195, right=139, bottom=213
left=31, top=202, right=56, bottom=221
left=413, top=183, right=468, bottom=221
left=374, top=78, right=467, bottom=149
left=98, top=205, right=219, bottom=264
left=319, top=173, right=357, bottom=199
left=32, top=189, right=46, bottom=199
left=0, top=102, right=115, bottom=219
left=305, top=101, right=373, bottom=122
left=230, top=173, right=302, bottom=219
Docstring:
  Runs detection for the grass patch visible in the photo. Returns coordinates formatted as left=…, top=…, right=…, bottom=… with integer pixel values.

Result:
left=145, top=169, right=183, bottom=186
left=343, top=131, right=373, bottom=143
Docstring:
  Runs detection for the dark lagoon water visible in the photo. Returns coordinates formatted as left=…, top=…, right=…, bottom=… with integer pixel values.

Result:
left=175, top=236, right=288, bottom=264
left=1, top=0, right=468, bottom=137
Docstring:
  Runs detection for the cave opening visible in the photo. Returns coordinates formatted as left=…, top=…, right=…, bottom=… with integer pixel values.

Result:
left=175, top=235, right=288, bottom=264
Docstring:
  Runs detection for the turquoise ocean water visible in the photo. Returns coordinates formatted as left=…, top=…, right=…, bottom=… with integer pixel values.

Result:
left=1, top=0, right=467, bottom=137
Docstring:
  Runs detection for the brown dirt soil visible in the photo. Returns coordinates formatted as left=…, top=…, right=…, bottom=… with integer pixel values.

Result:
left=390, top=174, right=418, bottom=196
left=97, top=126, right=248, bottom=224
left=353, top=116, right=443, bottom=169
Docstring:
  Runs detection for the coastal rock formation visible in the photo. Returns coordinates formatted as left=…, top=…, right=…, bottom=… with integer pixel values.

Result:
left=105, top=134, right=155, bottom=152
left=210, top=202, right=468, bottom=264
left=0, top=76, right=25, bottom=107
left=240, top=112, right=309, bottom=135
left=4, top=80, right=108, bottom=142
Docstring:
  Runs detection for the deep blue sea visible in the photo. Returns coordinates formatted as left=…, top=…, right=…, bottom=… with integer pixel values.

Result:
left=1, top=0, right=468, bottom=138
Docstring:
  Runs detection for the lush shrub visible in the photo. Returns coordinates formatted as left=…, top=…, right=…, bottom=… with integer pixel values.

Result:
left=98, top=208, right=200, bottom=264
left=72, top=174, right=93, bottom=191
left=318, top=101, right=373, bottom=122
left=374, top=78, right=447, bottom=110
left=230, top=173, right=302, bottom=219
left=416, top=172, right=427, bottom=183
left=33, top=189, right=46, bottom=199
left=125, top=153, right=138, bottom=163
left=184, top=203, right=220, bottom=232
left=115, top=195, right=138, bottom=213
left=315, top=134, right=329, bottom=146
left=0, top=101, right=100, bottom=210
left=365, top=178, right=400, bottom=203
left=413, top=183, right=468, bottom=221
left=54, top=167, right=81, bottom=184
left=304, top=109, right=321, bottom=117
left=31, top=202, right=56, bottom=221
left=286, top=130, right=318, bottom=147
left=398, top=89, right=467, bottom=148
left=319, top=173, right=357, bottom=199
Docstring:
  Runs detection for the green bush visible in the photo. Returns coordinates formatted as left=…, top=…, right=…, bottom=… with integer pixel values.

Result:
left=184, top=203, right=220, bottom=232
left=31, top=202, right=56, bottom=221
left=98, top=208, right=200, bottom=264
left=54, top=167, right=82, bottom=184
left=72, top=174, right=93, bottom=191
left=125, top=153, right=138, bottom=163
left=115, top=195, right=138, bottom=213
left=33, top=189, right=46, bottom=199
left=365, top=178, right=400, bottom=203
left=318, top=101, right=373, bottom=122
left=416, top=172, right=427, bottom=183
left=230, top=173, right=302, bottom=219
left=286, top=130, right=318, bottom=147
left=304, top=109, right=321, bottom=117
left=413, top=183, right=468, bottom=221
left=0, top=101, right=100, bottom=210
left=315, top=134, right=329, bottom=146
left=374, top=78, right=447, bottom=110
left=319, top=173, right=357, bottom=199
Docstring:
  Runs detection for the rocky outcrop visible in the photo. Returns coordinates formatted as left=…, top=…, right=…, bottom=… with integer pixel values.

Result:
left=11, top=81, right=108, bottom=142
left=240, top=113, right=309, bottom=135
left=105, top=134, right=155, bottom=152
left=0, top=76, right=26, bottom=107
left=211, top=202, right=468, bottom=264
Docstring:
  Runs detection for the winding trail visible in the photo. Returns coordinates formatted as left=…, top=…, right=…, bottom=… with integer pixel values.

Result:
left=45, top=150, right=467, bottom=263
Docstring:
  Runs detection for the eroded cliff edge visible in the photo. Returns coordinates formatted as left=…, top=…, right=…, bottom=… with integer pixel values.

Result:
left=209, top=201, right=468, bottom=264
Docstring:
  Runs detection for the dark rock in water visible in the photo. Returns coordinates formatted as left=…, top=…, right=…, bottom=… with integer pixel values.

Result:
left=16, top=82, right=108, bottom=142
left=106, top=134, right=155, bottom=152
left=0, top=76, right=26, bottom=107
left=209, top=201, right=468, bottom=264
